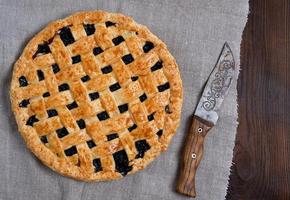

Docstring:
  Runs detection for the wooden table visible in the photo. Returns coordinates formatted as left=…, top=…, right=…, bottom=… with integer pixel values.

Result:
left=226, top=0, right=290, bottom=199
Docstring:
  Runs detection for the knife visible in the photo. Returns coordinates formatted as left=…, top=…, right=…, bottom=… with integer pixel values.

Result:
left=176, top=42, right=235, bottom=197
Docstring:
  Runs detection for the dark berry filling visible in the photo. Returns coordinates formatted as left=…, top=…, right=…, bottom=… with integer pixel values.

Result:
left=93, top=47, right=103, bottom=55
left=76, top=119, right=86, bottom=129
left=87, top=140, right=96, bottom=149
left=109, top=82, right=121, bottom=92
left=118, top=104, right=128, bottom=113
left=97, top=111, right=110, bottom=121
left=113, top=150, right=132, bottom=176
left=72, top=55, right=81, bottom=64
left=58, top=83, right=70, bottom=92
left=105, top=21, right=116, bottom=27
left=64, top=146, right=77, bottom=156
left=93, top=158, right=102, bottom=172
left=83, top=24, right=96, bottom=36
left=59, top=26, right=75, bottom=46
left=143, top=41, right=154, bottom=53
left=128, top=124, right=137, bottom=132
left=37, top=70, right=45, bottom=81
left=151, top=61, right=163, bottom=72
left=157, top=82, right=170, bottom=92
left=101, top=65, right=113, bottom=74
left=56, top=127, right=69, bottom=138
left=47, top=109, right=58, bottom=118
left=19, top=99, right=30, bottom=108
left=66, top=101, right=78, bottom=110
left=40, top=135, right=48, bottom=144
left=89, top=92, right=99, bottom=101
left=122, top=54, right=134, bottom=65
left=81, top=75, right=90, bottom=82
left=112, top=36, right=125, bottom=46
left=19, top=76, right=28, bottom=87
left=135, top=140, right=151, bottom=158
left=107, top=133, right=119, bottom=141
left=139, top=93, right=147, bottom=102
left=26, top=115, right=39, bottom=126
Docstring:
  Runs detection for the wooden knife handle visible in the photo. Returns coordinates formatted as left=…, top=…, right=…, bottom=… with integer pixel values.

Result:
left=176, top=116, right=213, bottom=197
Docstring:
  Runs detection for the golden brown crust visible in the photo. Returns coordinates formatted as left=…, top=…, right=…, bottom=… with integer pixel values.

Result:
left=10, top=10, right=183, bottom=181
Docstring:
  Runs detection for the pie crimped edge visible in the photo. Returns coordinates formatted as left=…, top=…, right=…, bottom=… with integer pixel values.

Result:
left=10, top=11, right=183, bottom=181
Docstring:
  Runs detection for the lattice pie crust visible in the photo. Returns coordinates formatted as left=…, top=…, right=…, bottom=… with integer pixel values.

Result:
left=10, top=11, right=183, bottom=181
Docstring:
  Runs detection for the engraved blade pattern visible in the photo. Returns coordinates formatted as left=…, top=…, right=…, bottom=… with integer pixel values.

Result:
left=195, top=42, right=235, bottom=125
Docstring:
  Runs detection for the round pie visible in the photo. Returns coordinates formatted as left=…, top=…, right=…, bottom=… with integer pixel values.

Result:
left=10, top=11, right=183, bottom=181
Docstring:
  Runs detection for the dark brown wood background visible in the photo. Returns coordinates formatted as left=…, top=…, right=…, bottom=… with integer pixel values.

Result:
left=226, top=0, right=290, bottom=199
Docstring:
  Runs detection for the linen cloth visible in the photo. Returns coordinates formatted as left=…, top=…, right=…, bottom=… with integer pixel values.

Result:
left=0, top=0, right=248, bottom=199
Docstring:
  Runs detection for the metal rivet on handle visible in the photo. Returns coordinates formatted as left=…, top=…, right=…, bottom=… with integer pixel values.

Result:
left=191, top=153, right=197, bottom=159
left=198, top=127, right=203, bottom=133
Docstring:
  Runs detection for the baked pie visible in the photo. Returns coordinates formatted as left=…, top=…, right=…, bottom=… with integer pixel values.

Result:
left=10, top=11, right=183, bottom=181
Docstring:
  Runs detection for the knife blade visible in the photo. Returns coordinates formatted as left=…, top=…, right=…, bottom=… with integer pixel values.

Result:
left=176, top=42, right=235, bottom=197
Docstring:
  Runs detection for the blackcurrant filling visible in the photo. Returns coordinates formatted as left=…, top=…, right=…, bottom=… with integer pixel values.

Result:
left=56, top=127, right=69, bottom=138
left=113, top=150, right=132, bottom=176
left=112, top=36, right=125, bottom=46
left=151, top=61, right=163, bottom=72
left=83, top=24, right=96, bottom=36
left=118, top=104, right=128, bottom=113
left=59, top=26, right=75, bottom=46
left=109, top=82, right=121, bottom=92
left=97, top=111, right=110, bottom=121
left=157, top=82, right=170, bottom=92
left=143, top=41, right=154, bottom=53
left=122, top=54, right=134, bottom=65
left=135, top=140, right=151, bottom=159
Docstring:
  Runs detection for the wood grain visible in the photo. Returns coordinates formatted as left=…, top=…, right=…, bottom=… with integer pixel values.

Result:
left=226, top=0, right=290, bottom=199
left=176, top=116, right=213, bottom=197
